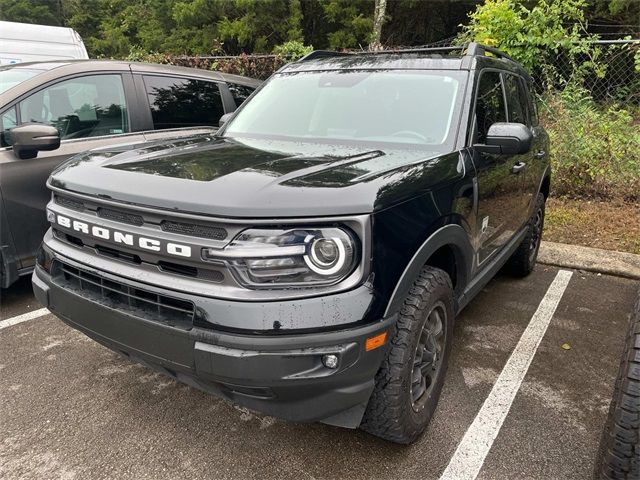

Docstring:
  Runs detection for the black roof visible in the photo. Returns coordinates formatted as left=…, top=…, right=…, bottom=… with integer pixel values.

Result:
left=281, top=42, right=531, bottom=81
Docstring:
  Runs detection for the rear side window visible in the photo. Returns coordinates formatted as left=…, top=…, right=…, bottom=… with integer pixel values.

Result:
left=143, top=76, right=224, bottom=129
left=19, top=74, right=129, bottom=140
left=228, top=83, right=255, bottom=108
left=474, top=71, right=507, bottom=143
left=504, top=74, right=528, bottom=125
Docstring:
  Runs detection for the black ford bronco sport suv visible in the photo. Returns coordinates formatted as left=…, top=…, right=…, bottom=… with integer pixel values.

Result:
left=33, top=43, right=550, bottom=444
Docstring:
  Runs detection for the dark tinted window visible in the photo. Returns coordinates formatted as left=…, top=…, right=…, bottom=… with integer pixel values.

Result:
left=474, top=71, right=507, bottom=143
left=504, top=74, right=528, bottom=125
left=228, top=83, right=255, bottom=108
left=20, top=74, right=128, bottom=140
left=143, top=76, right=224, bottom=129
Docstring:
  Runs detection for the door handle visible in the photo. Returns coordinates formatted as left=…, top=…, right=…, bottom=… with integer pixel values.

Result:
left=535, top=150, right=546, bottom=159
left=511, top=162, right=526, bottom=174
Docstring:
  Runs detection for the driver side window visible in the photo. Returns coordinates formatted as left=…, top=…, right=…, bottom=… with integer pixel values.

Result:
left=19, top=74, right=129, bottom=140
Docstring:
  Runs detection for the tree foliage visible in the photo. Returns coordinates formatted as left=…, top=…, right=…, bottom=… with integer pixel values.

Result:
left=0, top=0, right=483, bottom=57
left=1, top=0, right=636, bottom=59
left=459, top=0, right=601, bottom=74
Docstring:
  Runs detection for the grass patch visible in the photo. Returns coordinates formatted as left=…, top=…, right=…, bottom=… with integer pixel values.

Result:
left=544, top=198, right=640, bottom=254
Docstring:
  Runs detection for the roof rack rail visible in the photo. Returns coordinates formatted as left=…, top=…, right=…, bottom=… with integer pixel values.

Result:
left=297, top=50, right=351, bottom=62
left=468, top=42, right=517, bottom=63
left=297, top=45, right=467, bottom=62
left=296, top=42, right=516, bottom=63
left=373, top=45, right=467, bottom=56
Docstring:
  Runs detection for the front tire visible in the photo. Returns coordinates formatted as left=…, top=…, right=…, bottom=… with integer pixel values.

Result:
left=508, top=193, right=545, bottom=277
left=360, top=266, right=454, bottom=444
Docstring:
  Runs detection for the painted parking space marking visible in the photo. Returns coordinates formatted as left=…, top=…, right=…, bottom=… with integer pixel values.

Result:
left=0, top=308, right=50, bottom=331
left=440, top=269, right=573, bottom=480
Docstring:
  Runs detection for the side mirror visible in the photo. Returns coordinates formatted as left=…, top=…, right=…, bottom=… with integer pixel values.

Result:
left=474, top=122, right=532, bottom=155
left=218, top=112, right=234, bottom=128
left=12, top=123, right=60, bottom=160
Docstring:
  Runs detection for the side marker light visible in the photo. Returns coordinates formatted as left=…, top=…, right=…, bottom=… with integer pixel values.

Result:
left=365, top=332, right=388, bottom=352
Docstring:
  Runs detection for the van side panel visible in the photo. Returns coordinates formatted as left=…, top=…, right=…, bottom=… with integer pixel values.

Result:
left=0, top=21, right=89, bottom=64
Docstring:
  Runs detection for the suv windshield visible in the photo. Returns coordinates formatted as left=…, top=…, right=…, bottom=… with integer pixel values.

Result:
left=0, top=67, right=46, bottom=94
left=224, top=70, right=465, bottom=149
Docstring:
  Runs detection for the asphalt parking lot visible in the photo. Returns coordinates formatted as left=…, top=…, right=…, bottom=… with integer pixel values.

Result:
left=1, top=265, right=637, bottom=480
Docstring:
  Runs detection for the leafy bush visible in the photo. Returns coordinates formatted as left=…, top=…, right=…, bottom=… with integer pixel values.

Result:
left=125, top=46, right=173, bottom=64
left=272, top=40, right=313, bottom=61
left=461, top=0, right=639, bottom=201
left=540, top=86, right=640, bottom=201
left=127, top=50, right=287, bottom=80
left=459, top=0, right=604, bottom=85
left=210, top=54, right=287, bottom=80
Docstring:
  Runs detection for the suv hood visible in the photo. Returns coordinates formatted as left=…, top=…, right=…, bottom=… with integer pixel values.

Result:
left=49, top=134, right=463, bottom=218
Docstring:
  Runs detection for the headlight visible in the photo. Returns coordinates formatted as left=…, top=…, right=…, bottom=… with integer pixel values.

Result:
left=202, top=227, right=358, bottom=288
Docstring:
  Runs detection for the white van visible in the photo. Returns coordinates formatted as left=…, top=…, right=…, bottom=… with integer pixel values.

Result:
left=0, top=21, right=89, bottom=65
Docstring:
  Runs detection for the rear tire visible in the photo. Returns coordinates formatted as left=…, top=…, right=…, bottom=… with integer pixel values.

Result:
left=597, top=291, right=640, bottom=479
left=508, top=193, right=545, bottom=277
left=360, top=266, right=454, bottom=444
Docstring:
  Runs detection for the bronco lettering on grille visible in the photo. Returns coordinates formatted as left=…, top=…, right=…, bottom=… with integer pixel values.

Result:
left=55, top=214, right=192, bottom=258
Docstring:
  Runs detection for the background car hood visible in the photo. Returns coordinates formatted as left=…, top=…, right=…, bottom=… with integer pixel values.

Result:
left=49, top=134, right=463, bottom=218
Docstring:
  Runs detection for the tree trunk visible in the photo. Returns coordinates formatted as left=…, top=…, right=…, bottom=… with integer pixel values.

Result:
left=370, top=0, right=387, bottom=51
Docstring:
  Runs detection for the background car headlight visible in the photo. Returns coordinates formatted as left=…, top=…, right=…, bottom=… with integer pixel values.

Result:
left=202, top=227, right=358, bottom=288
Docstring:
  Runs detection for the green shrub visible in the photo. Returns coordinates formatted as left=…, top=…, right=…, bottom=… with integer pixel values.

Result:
left=459, top=0, right=604, bottom=84
left=125, top=46, right=173, bottom=64
left=272, top=40, right=313, bottom=61
left=211, top=53, right=287, bottom=79
left=122, top=48, right=286, bottom=80
left=540, top=87, right=640, bottom=201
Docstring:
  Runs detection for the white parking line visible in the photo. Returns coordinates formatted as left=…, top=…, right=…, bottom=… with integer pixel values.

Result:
left=440, top=269, right=573, bottom=480
left=0, top=308, right=50, bottom=331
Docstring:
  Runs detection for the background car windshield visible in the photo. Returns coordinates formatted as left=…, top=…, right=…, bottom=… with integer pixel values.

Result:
left=225, top=70, right=463, bottom=147
left=0, top=67, right=45, bottom=94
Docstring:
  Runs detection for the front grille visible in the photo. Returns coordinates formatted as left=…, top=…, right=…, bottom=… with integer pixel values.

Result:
left=158, top=261, right=198, bottom=277
left=52, top=229, right=225, bottom=283
left=54, top=229, right=83, bottom=247
left=158, top=260, right=224, bottom=282
left=54, top=194, right=229, bottom=241
left=96, top=244, right=142, bottom=264
left=53, top=261, right=195, bottom=328
left=198, top=269, right=225, bottom=282
left=161, top=220, right=227, bottom=240
left=98, top=207, right=144, bottom=226
left=55, top=195, right=84, bottom=211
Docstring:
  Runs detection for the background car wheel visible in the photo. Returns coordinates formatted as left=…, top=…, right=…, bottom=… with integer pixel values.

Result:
left=360, top=266, right=454, bottom=444
left=508, top=192, right=545, bottom=277
left=597, top=290, right=640, bottom=479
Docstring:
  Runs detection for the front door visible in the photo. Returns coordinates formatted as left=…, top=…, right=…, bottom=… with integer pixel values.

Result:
left=0, top=73, right=146, bottom=270
left=472, top=70, right=526, bottom=264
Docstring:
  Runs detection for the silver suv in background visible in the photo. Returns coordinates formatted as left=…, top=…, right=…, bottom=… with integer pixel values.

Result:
left=0, top=60, right=260, bottom=287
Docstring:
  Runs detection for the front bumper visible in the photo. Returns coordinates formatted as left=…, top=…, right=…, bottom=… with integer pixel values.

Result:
left=32, top=251, right=395, bottom=428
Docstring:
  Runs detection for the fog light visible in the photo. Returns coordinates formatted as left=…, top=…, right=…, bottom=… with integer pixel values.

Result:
left=46, top=209, right=56, bottom=223
left=322, top=354, right=339, bottom=369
